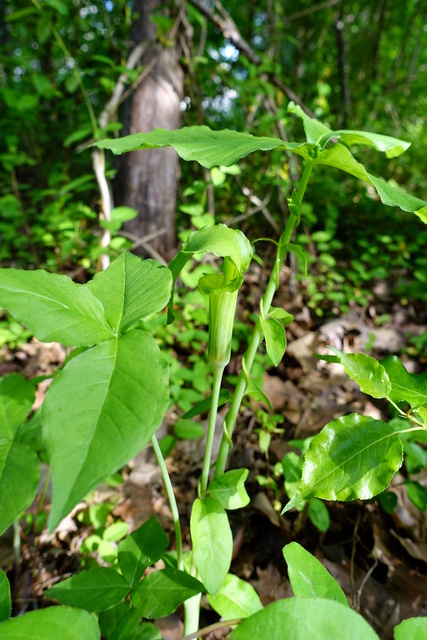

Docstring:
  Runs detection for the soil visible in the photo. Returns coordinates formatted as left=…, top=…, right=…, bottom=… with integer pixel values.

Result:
left=0, top=267, right=426, bottom=640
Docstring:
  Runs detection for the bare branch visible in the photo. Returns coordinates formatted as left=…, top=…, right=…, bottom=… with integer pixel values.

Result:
left=98, top=41, right=147, bottom=130
left=186, top=0, right=315, bottom=117
left=187, top=0, right=261, bottom=65
left=285, top=0, right=343, bottom=22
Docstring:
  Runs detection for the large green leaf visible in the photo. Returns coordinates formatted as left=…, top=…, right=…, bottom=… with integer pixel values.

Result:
left=230, top=597, right=380, bottom=640
left=130, top=568, right=204, bottom=619
left=118, top=516, right=169, bottom=586
left=96, top=124, right=427, bottom=221
left=49, top=568, right=130, bottom=612
left=283, top=542, right=348, bottom=606
left=0, top=570, right=11, bottom=623
left=207, top=573, right=263, bottom=619
left=394, top=617, right=427, bottom=640
left=282, top=414, right=403, bottom=512
left=88, top=253, right=172, bottom=334
left=43, top=330, right=169, bottom=530
left=0, top=606, right=100, bottom=639
left=381, top=356, right=427, bottom=408
left=94, top=126, right=300, bottom=168
left=0, top=268, right=113, bottom=347
left=0, top=374, right=39, bottom=535
left=330, top=349, right=392, bottom=399
left=190, top=497, right=233, bottom=596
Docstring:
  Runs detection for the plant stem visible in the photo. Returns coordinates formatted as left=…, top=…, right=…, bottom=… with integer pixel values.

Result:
left=214, top=161, right=314, bottom=478
left=151, top=434, right=183, bottom=572
left=200, top=364, right=225, bottom=494
left=183, top=593, right=202, bottom=637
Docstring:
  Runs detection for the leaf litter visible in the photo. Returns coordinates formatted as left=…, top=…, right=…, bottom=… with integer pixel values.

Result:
left=0, top=267, right=426, bottom=639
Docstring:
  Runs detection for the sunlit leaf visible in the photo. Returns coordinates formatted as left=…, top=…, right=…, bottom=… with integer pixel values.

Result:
left=330, top=349, right=391, bottom=398
left=208, top=469, right=250, bottom=510
left=260, top=316, right=286, bottom=366
left=394, top=616, right=427, bottom=640
left=0, top=269, right=113, bottom=347
left=230, top=597, right=380, bottom=640
left=283, top=542, right=347, bottom=606
left=381, top=356, right=427, bottom=408
left=88, top=253, right=172, bottom=334
left=94, top=126, right=300, bottom=168
left=282, top=414, right=403, bottom=512
left=190, top=497, right=232, bottom=596
left=43, top=330, right=169, bottom=530
left=0, top=606, right=100, bottom=639
left=207, top=573, right=263, bottom=619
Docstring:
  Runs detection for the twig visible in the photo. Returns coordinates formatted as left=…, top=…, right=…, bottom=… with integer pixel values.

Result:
left=241, top=187, right=279, bottom=233
left=284, top=0, right=343, bottom=22
left=98, top=41, right=147, bottom=130
left=119, top=53, right=160, bottom=107
left=186, top=0, right=315, bottom=117
left=356, top=560, right=378, bottom=611
left=118, top=228, right=168, bottom=264
left=182, top=618, right=242, bottom=640
left=350, top=508, right=361, bottom=608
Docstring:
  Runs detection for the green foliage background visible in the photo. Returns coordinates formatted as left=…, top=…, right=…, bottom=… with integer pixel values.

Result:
left=0, top=0, right=426, bottom=309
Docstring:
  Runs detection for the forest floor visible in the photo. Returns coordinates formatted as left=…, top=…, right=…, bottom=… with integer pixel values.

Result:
left=0, top=264, right=426, bottom=640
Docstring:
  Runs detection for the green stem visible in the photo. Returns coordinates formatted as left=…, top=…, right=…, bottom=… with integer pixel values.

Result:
left=151, top=434, right=183, bottom=572
left=183, top=593, right=202, bottom=637
left=214, top=161, right=314, bottom=478
left=200, top=364, right=225, bottom=494
left=152, top=434, right=201, bottom=635
left=296, top=159, right=314, bottom=203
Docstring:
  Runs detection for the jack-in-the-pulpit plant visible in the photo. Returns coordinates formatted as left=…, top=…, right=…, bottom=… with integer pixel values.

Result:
left=0, top=103, right=427, bottom=639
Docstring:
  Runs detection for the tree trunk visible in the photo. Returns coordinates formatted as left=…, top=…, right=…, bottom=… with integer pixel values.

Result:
left=114, top=0, right=184, bottom=259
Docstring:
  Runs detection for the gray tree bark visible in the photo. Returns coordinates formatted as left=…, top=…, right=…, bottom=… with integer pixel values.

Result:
left=114, top=0, right=184, bottom=259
